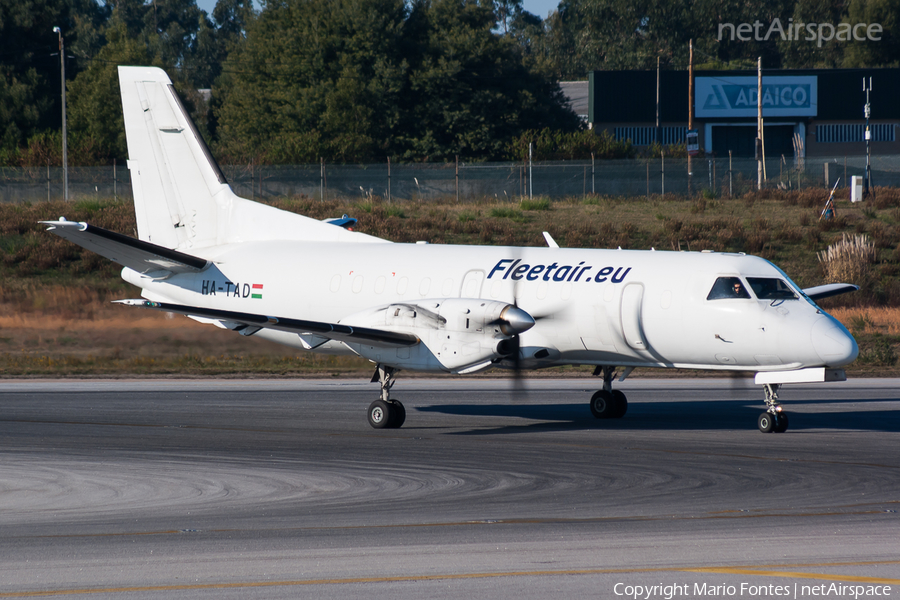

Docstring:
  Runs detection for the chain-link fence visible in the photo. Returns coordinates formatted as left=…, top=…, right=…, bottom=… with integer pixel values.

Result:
left=4, top=155, right=900, bottom=203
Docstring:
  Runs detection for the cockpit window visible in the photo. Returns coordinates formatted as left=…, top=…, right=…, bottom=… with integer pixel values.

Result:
left=707, top=277, right=751, bottom=300
left=747, top=277, right=798, bottom=300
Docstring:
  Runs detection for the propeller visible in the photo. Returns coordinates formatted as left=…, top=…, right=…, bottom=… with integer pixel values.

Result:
left=490, top=289, right=547, bottom=401
left=491, top=300, right=534, bottom=373
left=495, top=232, right=565, bottom=400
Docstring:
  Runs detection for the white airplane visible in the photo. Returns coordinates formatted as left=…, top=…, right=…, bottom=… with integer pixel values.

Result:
left=43, top=66, right=859, bottom=433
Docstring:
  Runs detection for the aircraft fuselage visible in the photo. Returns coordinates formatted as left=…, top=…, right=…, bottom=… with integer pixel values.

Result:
left=123, top=241, right=857, bottom=374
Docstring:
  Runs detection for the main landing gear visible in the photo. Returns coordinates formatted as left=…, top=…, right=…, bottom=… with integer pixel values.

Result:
left=758, top=383, right=789, bottom=433
left=367, top=365, right=406, bottom=429
left=590, top=366, right=628, bottom=419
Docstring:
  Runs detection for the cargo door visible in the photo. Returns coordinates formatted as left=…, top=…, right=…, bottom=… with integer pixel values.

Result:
left=620, top=283, right=649, bottom=351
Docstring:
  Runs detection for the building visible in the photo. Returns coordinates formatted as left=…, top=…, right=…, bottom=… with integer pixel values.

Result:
left=588, top=68, right=900, bottom=158
left=560, top=81, right=589, bottom=123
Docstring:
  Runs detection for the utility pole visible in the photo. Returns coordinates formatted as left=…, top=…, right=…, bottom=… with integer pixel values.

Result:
left=687, top=40, right=694, bottom=195
left=757, top=57, right=763, bottom=191
left=863, top=77, right=873, bottom=198
left=53, top=27, right=68, bottom=201
left=455, top=155, right=459, bottom=203
left=655, top=56, right=660, bottom=145
left=528, top=142, right=533, bottom=199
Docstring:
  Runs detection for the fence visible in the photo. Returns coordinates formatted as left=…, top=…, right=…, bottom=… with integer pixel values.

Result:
left=4, top=155, right=900, bottom=203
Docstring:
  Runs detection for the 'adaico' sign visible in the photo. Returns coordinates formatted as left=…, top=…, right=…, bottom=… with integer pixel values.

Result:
left=696, top=76, right=818, bottom=118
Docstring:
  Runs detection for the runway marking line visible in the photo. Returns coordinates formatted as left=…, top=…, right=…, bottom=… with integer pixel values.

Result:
left=683, top=566, right=900, bottom=584
left=2, top=560, right=900, bottom=597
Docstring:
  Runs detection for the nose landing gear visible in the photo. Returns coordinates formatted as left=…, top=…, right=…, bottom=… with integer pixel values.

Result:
left=758, top=383, right=789, bottom=433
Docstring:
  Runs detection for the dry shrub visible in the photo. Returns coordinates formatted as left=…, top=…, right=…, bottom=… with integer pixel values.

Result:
left=700, top=217, right=744, bottom=250
left=599, top=222, right=618, bottom=237
left=746, top=230, right=771, bottom=253
left=871, top=188, right=900, bottom=210
left=793, top=188, right=827, bottom=208
left=830, top=307, right=900, bottom=335
left=817, top=214, right=847, bottom=231
left=663, top=218, right=683, bottom=235
left=817, top=233, right=876, bottom=285
left=563, top=221, right=601, bottom=248
left=867, top=220, right=900, bottom=249
left=776, top=224, right=803, bottom=243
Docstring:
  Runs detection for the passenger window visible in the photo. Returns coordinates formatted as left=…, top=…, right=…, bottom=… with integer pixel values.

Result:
left=707, top=277, right=751, bottom=300
left=747, top=277, right=797, bottom=300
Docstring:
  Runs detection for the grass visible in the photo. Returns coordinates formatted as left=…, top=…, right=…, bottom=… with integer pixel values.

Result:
left=4, top=189, right=900, bottom=376
left=0, top=310, right=371, bottom=376
left=519, top=197, right=551, bottom=211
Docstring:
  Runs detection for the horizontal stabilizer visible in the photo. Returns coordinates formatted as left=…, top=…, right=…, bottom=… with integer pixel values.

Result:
left=115, top=299, right=420, bottom=348
left=42, top=220, right=209, bottom=276
left=802, top=283, right=859, bottom=302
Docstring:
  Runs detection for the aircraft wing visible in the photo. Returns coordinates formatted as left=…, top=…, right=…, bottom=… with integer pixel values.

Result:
left=802, top=283, right=859, bottom=301
left=41, top=220, right=209, bottom=276
left=115, top=299, right=420, bottom=348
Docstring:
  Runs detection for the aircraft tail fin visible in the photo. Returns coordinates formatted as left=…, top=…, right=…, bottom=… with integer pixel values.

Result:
left=118, top=66, right=230, bottom=249
left=118, top=66, right=385, bottom=249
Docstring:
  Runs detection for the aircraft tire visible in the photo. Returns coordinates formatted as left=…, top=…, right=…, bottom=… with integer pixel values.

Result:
left=368, top=400, right=392, bottom=429
left=611, top=390, right=628, bottom=418
left=388, top=400, right=406, bottom=429
left=773, top=412, right=789, bottom=433
left=757, top=412, right=776, bottom=433
left=590, top=390, right=615, bottom=419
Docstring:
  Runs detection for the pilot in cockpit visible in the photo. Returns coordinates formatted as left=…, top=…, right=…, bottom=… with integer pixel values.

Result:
left=707, top=276, right=751, bottom=300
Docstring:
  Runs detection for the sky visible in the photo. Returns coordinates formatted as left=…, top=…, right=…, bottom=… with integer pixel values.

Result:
left=520, top=0, right=560, bottom=18
left=194, top=0, right=561, bottom=20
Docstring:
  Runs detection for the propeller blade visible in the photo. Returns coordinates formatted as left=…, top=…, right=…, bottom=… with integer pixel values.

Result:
left=508, top=333, right=527, bottom=401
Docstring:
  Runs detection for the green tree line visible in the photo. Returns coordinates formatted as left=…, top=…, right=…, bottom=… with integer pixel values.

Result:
left=2, top=0, right=898, bottom=167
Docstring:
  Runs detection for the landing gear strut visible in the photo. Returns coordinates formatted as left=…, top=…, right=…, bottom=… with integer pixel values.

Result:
left=758, top=383, right=788, bottom=433
left=368, top=365, right=406, bottom=429
left=590, top=366, right=627, bottom=419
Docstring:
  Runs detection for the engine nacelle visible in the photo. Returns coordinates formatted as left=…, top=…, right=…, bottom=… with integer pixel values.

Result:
left=340, top=298, right=533, bottom=372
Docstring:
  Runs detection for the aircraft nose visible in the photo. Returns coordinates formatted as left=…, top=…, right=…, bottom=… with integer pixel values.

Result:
left=811, top=317, right=858, bottom=366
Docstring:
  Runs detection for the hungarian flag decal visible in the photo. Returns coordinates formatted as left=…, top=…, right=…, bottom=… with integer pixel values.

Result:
left=251, top=283, right=263, bottom=299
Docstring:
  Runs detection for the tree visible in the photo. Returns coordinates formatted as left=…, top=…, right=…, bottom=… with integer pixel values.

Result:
left=0, top=0, right=107, bottom=158
left=66, top=13, right=161, bottom=162
left=214, top=0, right=410, bottom=163
left=65, top=0, right=225, bottom=163
left=214, top=0, right=579, bottom=163
left=537, top=0, right=796, bottom=77
left=843, top=0, right=900, bottom=67
left=397, top=0, right=579, bottom=161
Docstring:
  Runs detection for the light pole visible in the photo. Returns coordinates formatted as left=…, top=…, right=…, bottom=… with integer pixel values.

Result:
left=53, top=26, right=68, bottom=201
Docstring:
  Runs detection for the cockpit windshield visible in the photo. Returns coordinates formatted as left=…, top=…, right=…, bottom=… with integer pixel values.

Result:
left=747, top=277, right=798, bottom=300
left=707, top=277, right=751, bottom=300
